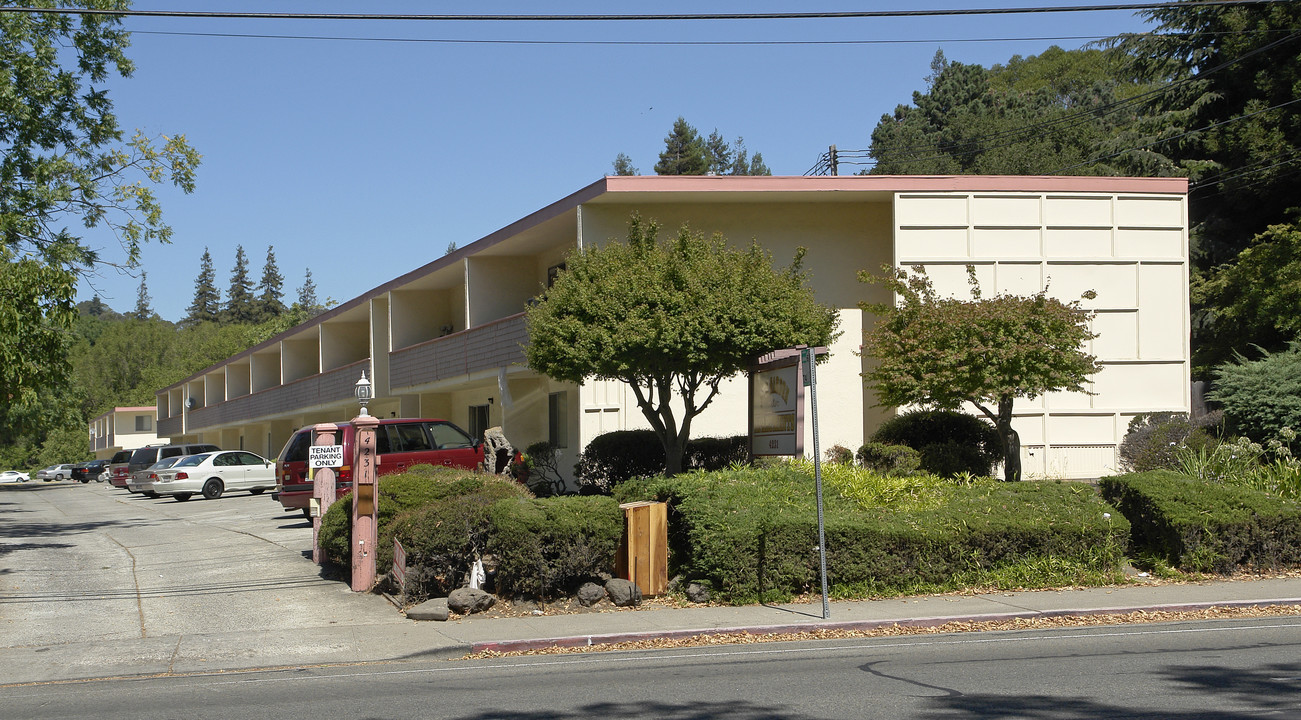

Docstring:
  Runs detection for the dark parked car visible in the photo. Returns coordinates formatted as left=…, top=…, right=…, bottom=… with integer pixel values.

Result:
left=71, top=459, right=109, bottom=483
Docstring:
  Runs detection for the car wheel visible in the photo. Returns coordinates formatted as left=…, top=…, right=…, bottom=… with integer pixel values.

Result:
left=249, top=488, right=265, bottom=495
left=202, top=479, right=224, bottom=500
left=80, top=478, right=89, bottom=484
left=145, top=491, right=158, bottom=498
left=174, top=493, right=192, bottom=502
left=301, top=508, right=311, bottom=520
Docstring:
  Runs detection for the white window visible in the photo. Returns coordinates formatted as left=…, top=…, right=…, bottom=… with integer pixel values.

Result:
left=135, top=415, right=152, bottom=432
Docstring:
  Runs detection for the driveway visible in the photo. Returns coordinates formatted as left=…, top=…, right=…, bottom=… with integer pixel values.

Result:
left=0, top=482, right=406, bottom=679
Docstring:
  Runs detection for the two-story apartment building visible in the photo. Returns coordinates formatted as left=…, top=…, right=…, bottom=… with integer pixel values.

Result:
left=155, top=175, right=1190, bottom=481
left=89, top=406, right=161, bottom=460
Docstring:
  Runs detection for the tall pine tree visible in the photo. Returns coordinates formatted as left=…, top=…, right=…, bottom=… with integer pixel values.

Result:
left=296, top=268, right=321, bottom=315
left=256, top=245, right=286, bottom=322
left=133, top=272, right=153, bottom=320
left=184, top=248, right=221, bottom=326
left=654, top=117, right=709, bottom=175
left=224, top=245, right=256, bottom=324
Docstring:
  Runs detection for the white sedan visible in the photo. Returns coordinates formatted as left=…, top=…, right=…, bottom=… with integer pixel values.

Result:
left=0, top=470, right=29, bottom=483
left=153, top=451, right=277, bottom=501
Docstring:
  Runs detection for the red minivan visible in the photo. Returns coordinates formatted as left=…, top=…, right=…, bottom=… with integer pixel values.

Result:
left=274, top=418, right=486, bottom=517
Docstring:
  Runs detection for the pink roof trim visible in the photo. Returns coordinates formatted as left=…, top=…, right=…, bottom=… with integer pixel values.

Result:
left=600, top=174, right=1188, bottom=194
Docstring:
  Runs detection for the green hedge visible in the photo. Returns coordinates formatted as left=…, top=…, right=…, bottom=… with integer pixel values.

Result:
left=318, top=466, right=620, bottom=600
left=1099, top=470, right=1301, bottom=573
left=488, top=496, right=623, bottom=598
left=618, top=465, right=1126, bottom=603
left=318, top=465, right=531, bottom=574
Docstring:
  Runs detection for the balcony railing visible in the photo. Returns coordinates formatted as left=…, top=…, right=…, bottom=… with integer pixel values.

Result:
left=390, top=313, right=528, bottom=390
left=174, top=361, right=368, bottom=434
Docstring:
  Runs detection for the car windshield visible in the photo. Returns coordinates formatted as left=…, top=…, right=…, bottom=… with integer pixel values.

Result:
left=148, top=457, right=182, bottom=470
left=175, top=454, right=211, bottom=467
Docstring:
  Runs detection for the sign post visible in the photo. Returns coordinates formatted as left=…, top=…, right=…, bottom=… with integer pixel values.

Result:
left=749, top=345, right=830, bottom=619
left=351, top=414, right=380, bottom=592
left=310, top=423, right=339, bottom=565
left=803, top=346, right=830, bottom=620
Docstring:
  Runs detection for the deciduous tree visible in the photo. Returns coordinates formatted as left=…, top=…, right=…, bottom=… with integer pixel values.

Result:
left=860, top=265, right=1100, bottom=482
left=0, top=1, right=199, bottom=437
left=526, top=213, right=839, bottom=476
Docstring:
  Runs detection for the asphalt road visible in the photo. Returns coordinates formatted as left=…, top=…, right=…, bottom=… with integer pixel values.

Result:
left=0, top=481, right=402, bottom=665
left=5, top=615, right=1300, bottom=719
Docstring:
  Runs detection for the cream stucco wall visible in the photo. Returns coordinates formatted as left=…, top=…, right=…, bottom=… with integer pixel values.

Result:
left=573, top=199, right=896, bottom=463
left=892, top=190, right=1190, bottom=478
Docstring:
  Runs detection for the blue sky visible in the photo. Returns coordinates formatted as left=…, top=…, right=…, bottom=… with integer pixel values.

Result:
left=77, top=1, right=1157, bottom=321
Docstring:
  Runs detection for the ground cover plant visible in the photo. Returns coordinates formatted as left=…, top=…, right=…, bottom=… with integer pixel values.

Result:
left=616, top=461, right=1127, bottom=604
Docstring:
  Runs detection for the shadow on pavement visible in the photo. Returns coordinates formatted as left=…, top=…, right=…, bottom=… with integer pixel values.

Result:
left=423, top=700, right=817, bottom=720
left=912, top=660, right=1301, bottom=719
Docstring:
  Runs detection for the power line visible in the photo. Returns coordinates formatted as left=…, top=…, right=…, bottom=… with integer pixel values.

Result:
left=125, top=30, right=1134, bottom=47
left=0, top=2, right=1285, bottom=22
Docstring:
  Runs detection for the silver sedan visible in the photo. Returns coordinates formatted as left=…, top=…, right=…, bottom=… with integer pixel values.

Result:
left=153, top=451, right=276, bottom=501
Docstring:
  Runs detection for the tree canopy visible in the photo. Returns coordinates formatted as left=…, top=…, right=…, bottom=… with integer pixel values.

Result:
left=525, top=214, right=839, bottom=475
left=614, top=117, right=772, bottom=177
left=0, top=1, right=200, bottom=439
left=868, top=48, right=1161, bottom=176
left=860, top=265, right=1100, bottom=482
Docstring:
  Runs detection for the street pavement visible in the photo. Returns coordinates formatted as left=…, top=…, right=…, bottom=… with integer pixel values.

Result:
left=3, top=481, right=1301, bottom=686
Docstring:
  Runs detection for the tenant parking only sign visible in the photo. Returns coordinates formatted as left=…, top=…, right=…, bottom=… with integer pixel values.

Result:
left=308, top=444, right=344, bottom=469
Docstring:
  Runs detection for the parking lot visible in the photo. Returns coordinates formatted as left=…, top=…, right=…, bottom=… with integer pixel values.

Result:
left=0, top=481, right=405, bottom=678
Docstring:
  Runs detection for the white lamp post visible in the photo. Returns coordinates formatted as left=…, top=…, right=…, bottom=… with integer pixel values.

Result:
left=354, top=370, right=373, bottom=417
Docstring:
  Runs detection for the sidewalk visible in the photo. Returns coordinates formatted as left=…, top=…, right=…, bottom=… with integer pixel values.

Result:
left=5, top=576, right=1300, bottom=686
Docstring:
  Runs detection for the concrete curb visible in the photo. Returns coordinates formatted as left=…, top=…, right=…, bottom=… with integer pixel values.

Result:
left=468, top=597, right=1301, bottom=654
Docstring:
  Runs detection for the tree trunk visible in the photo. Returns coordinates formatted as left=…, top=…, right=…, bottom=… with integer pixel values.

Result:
left=662, top=435, right=686, bottom=477
left=997, top=396, right=1022, bottom=482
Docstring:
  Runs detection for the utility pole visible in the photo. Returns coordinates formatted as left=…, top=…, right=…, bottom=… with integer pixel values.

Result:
left=829, top=145, right=838, bottom=176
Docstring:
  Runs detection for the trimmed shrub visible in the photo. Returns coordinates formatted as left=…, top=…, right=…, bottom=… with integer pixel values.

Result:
left=918, top=442, right=989, bottom=478
left=825, top=444, right=855, bottom=465
left=575, top=430, right=747, bottom=493
left=387, top=475, right=533, bottom=599
left=573, top=430, right=665, bottom=492
left=618, top=464, right=1126, bottom=604
left=871, top=410, right=1001, bottom=477
left=1210, top=344, right=1301, bottom=450
left=687, top=435, right=749, bottom=471
left=855, top=442, right=921, bottom=476
left=1099, top=470, right=1301, bottom=573
left=488, top=496, right=623, bottom=598
left=317, top=467, right=532, bottom=581
left=1118, top=412, right=1222, bottom=472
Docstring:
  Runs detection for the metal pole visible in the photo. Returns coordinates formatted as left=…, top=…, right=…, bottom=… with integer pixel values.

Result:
left=807, top=347, right=830, bottom=619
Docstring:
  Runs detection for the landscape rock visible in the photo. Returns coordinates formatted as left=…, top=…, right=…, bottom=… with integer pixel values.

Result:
left=448, top=587, right=496, bottom=615
left=406, top=597, right=450, bottom=621
left=577, top=582, right=606, bottom=607
left=605, top=578, right=642, bottom=607
left=685, top=582, right=711, bottom=604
